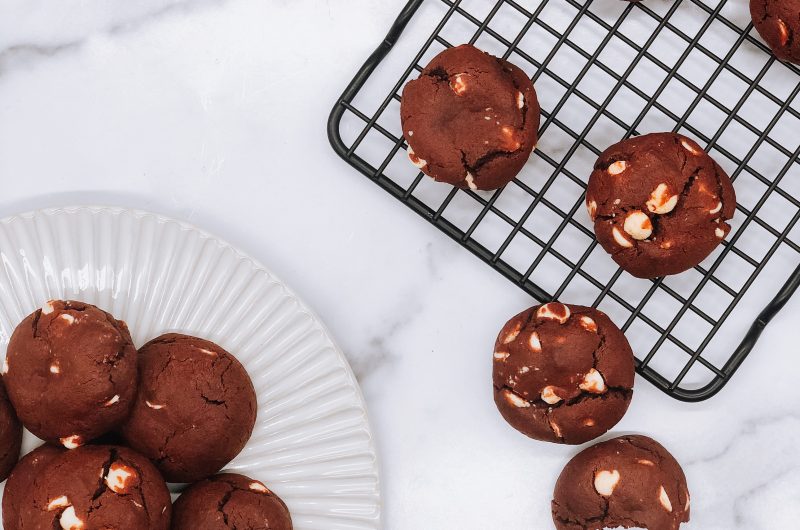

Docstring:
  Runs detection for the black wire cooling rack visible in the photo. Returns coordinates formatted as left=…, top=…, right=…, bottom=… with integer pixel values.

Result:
left=327, top=0, right=800, bottom=401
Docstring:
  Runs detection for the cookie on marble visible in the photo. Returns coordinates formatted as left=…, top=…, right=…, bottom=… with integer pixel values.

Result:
left=21, top=445, right=171, bottom=530
left=493, top=303, right=634, bottom=445
left=552, top=435, right=690, bottom=530
left=0, top=379, right=22, bottom=482
left=586, top=132, right=736, bottom=278
left=3, top=300, right=138, bottom=448
left=119, top=333, right=257, bottom=483
left=172, top=473, right=292, bottom=530
left=400, top=44, right=540, bottom=191
left=2, top=444, right=66, bottom=529
left=751, top=0, right=800, bottom=64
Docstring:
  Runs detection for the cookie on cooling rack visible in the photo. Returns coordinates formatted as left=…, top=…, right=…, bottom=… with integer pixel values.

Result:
left=751, top=0, right=800, bottom=64
left=400, top=44, right=540, bottom=191
left=552, top=435, right=690, bottom=530
left=3, top=300, right=138, bottom=448
left=493, top=303, right=634, bottom=445
left=19, top=445, right=171, bottom=530
left=172, top=473, right=293, bottom=530
left=119, top=333, right=257, bottom=483
left=586, top=132, right=736, bottom=279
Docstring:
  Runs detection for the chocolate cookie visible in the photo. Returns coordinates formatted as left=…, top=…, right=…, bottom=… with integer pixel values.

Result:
left=172, top=473, right=292, bottom=530
left=2, top=444, right=65, bottom=530
left=400, top=44, right=540, bottom=190
left=751, top=0, right=800, bottom=64
left=119, top=333, right=257, bottom=483
left=586, top=133, right=736, bottom=278
left=3, top=300, right=137, bottom=447
left=552, top=435, right=690, bottom=530
left=0, top=379, right=22, bottom=481
left=493, top=303, right=634, bottom=445
left=20, top=445, right=171, bottom=529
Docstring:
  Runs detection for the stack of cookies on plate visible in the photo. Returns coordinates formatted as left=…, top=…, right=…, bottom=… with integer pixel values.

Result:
left=0, top=299, right=292, bottom=530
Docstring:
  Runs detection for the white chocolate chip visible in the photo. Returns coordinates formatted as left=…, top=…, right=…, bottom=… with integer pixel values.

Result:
left=145, top=400, right=165, bottom=410
left=105, top=462, right=137, bottom=494
left=607, top=161, right=627, bottom=175
left=494, top=351, right=509, bottom=361
left=646, top=183, right=679, bottom=215
left=104, top=395, right=120, bottom=407
left=579, top=369, right=607, bottom=394
left=536, top=303, right=570, bottom=324
left=549, top=418, right=562, bottom=439
left=583, top=418, right=595, bottom=427
left=587, top=199, right=597, bottom=221
left=48, top=496, right=70, bottom=511
left=41, top=301, right=56, bottom=315
left=59, top=505, right=84, bottom=530
left=529, top=332, right=542, bottom=353
left=504, top=390, right=530, bottom=408
left=612, top=226, right=633, bottom=248
left=407, top=146, right=427, bottom=169
left=408, top=130, right=413, bottom=137
left=2, top=356, right=8, bottom=375
left=198, top=348, right=217, bottom=356
left=715, top=227, right=725, bottom=238
left=503, top=323, right=521, bottom=344
left=60, top=435, right=83, bottom=449
left=500, top=126, right=521, bottom=151
left=709, top=201, right=722, bottom=214
left=519, top=366, right=530, bottom=374
left=59, top=314, right=75, bottom=324
left=541, top=386, right=562, bottom=405
left=637, top=459, right=655, bottom=466
left=450, top=74, right=467, bottom=95
left=517, top=91, right=525, bottom=109
left=623, top=211, right=653, bottom=240
left=465, top=172, right=478, bottom=191
left=594, top=470, right=620, bottom=497
left=50, top=363, right=61, bottom=374
left=680, top=138, right=701, bottom=155
left=249, top=481, right=270, bottom=493
left=485, top=116, right=491, bottom=120
left=579, top=316, right=597, bottom=333
left=659, top=485, right=673, bottom=512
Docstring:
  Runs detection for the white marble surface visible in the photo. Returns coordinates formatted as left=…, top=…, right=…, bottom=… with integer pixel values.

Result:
left=0, top=1, right=798, bottom=528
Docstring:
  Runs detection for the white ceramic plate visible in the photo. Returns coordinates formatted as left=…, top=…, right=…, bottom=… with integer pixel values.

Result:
left=0, top=206, right=380, bottom=530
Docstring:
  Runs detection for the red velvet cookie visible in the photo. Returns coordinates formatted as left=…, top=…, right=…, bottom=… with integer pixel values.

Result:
left=119, top=333, right=257, bottom=483
left=0, top=379, right=22, bottom=482
left=172, top=473, right=292, bottom=530
left=493, top=303, right=634, bottom=445
left=552, top=435, right=690, bottom=530
left=3, top=300, right=137, bottom=448
left=2, top=444, right=66, bottom=529
left=20, top=445, right=171, bottom=530
left=751, top=0, right=800, bottom=64
left=586, top=133, right=736, bottom=278
left=401, top=44, right=540, bottom=190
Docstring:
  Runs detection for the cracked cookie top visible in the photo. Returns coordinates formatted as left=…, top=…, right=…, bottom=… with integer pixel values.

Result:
left=400, top=44, right=540, bottom=191
left=119, top=333, right=257, bottom=483
left=493, top=303, right=634, bottom=445
left=751, top=0, right=800, bottom=64
left=172, top=473, right=292, bottom=530
left=586, top=132, right=736, bottom=279
left=3, top=300, right=138, bottom=446
left=552, top=435, right=690, bottom=530
left=23, top=445, right=171, bottom=530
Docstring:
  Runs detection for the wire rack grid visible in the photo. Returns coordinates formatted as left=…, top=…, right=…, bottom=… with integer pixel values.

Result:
left=327, top=0, right=800, bottom=401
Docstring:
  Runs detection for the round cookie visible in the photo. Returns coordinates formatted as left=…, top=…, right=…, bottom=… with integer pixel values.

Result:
left=2, top=444, right=66, bottom=530
left=119, top=333, right=257, bottom=483
left=400, top=44, right=540, bottom=191
left=552, top=435, right=690, bottom=530
left=751, top=0, right=800, bottom=64
left=172, top=473, right=292, bottom=530
left=586, top=133, right=736, bottom=278
left=493, top=303, right=634, bottom=445
left=0, top=379, right=22, bottom=481
left=3, top=300, right=137, bottom=447
left=21, top=445, right=171, bottom=530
